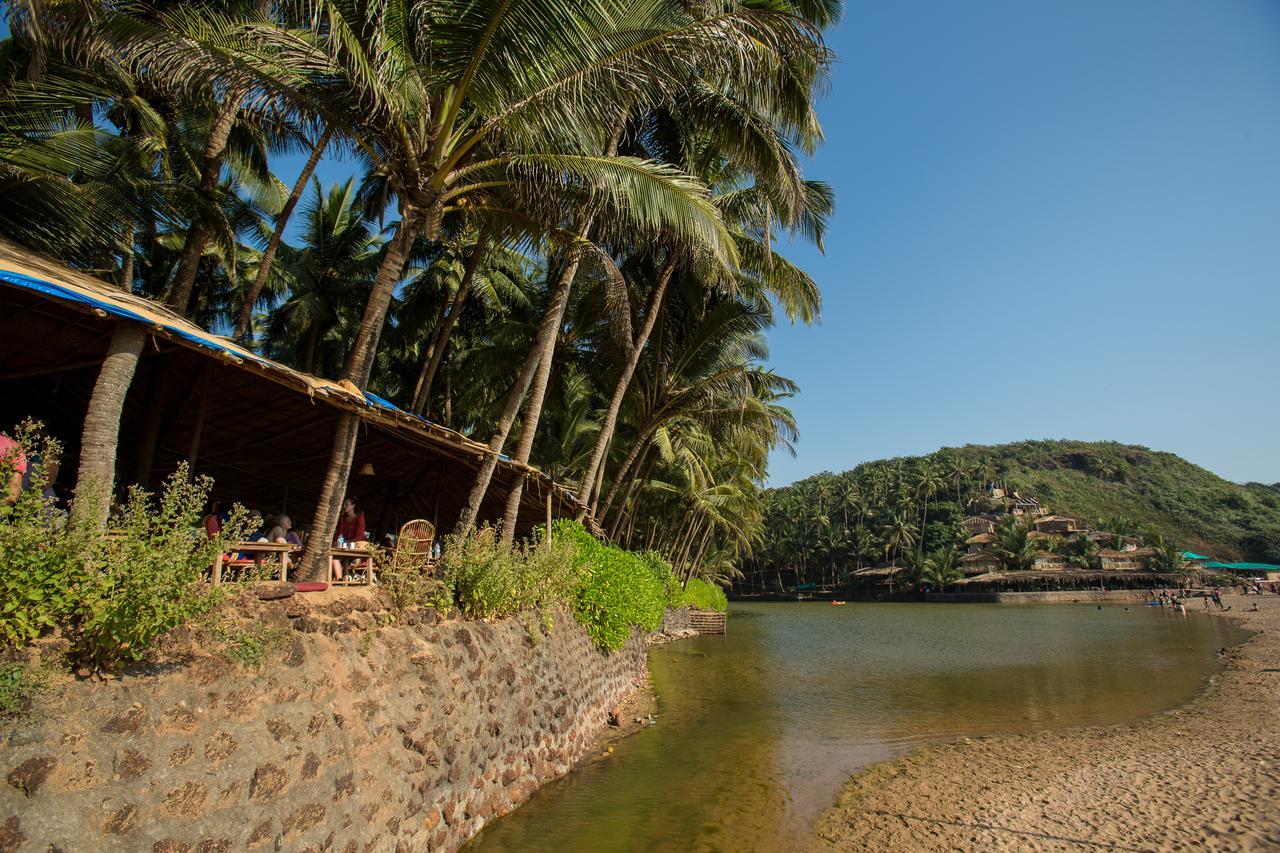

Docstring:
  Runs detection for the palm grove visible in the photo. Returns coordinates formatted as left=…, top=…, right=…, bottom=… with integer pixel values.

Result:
left=0, top=0, right=837, bottom=585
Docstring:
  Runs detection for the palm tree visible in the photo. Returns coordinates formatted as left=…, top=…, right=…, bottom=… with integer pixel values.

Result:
left=913, top=461, right=944, bottom=556
left=920, top=548, right=962, bottom=592
left=880, top=512, right=918, bottom=566
left=262, top=179, right=382, bottom=375
left=303, top=0, right=797, bottom=573
left=992, top=516, right=1038, bottom=571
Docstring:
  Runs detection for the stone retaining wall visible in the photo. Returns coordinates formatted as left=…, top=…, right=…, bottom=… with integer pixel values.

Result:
left=0, top=596, right=647, bottom=852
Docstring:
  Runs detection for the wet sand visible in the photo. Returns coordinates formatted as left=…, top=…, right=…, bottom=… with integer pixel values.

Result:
left=812, top=596, right=1280, bottom=851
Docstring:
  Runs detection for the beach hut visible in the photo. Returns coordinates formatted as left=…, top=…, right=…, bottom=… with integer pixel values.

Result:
left=0, top=239, right=594, bottom=544
left=965, top=532, right=996, bottom=553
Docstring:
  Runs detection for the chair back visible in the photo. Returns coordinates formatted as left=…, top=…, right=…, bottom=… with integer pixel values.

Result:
left=396, top=519, right=435, bottom=560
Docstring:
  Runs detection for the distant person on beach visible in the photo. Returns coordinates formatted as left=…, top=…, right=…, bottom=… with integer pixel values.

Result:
left=1211, top=589, right=1223, bottom=610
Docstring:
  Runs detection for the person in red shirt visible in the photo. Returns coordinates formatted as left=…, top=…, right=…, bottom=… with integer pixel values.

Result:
left=331, top=496, right=366, bottom=581
left=0, top=433, right=27, bottom=506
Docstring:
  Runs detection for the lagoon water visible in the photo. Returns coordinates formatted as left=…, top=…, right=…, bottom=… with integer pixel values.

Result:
left=468, top=602, right=1247, bottom=852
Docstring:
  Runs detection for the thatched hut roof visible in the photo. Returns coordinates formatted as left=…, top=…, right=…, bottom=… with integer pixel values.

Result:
left=851, top=565, right=906, bottom=578
left=0, top=238, right=596, bottom=539
left=965, top=532, right=996, bottom=544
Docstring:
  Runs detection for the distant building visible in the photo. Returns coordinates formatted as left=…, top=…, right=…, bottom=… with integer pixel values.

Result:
left=965, top=532, right=996, bottom=553
left=958, top=552, right=1001, bottom=575
left=963, top=515, right=998, bottom=536
left=1034, top=515, right=1082, bottom=535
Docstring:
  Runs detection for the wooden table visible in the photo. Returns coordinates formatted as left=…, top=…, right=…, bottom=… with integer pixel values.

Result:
left=329, top=546, right=374, bottom=585
left=212, top=541, right=297, bottom=585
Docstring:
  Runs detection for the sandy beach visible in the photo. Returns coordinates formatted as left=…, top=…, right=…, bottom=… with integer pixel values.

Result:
left=812, top=595, right=1280, bottom=851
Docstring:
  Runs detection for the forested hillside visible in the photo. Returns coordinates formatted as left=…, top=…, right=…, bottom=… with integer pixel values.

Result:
left=750, top=440, right=1280, bottom=588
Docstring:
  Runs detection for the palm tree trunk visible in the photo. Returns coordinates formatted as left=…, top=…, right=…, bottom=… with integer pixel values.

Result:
left=595, top=423, right=655, bottom=522
left=235, top=126, right=333, bottom=340
left=496, top=251, right=582, bottom=542
left=70, top=324, right=147, bottom=531
left=297, top=214, right=422, bottom=580
left=462, top=242, right=585, bottom=536
left=578, top=256, right=676, bottom=509
left=166, top=93, right=242, bottom=314
left=412, top=231, right=489, bottom=415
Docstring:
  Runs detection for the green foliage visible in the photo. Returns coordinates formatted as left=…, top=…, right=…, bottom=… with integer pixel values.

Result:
left=757, top=439, right=1280, bottom=588
left=0, top=661, right=49, bottom=717
left=552, top=520, right=670, bottom=651
left=0, top=423, right=84, bottom=647
left=440, top=526, right=578, bottom=621
left=0, top=423, right=246, bottom=671
left=371, top=543, right=452, bottom=613
left=992, top=516, right=1039, bottom=572
left=69, top=466, right=244, bottom=671
left=680, top=577, right=728, bottom=612
left=919, top=548, right=962, bottom=591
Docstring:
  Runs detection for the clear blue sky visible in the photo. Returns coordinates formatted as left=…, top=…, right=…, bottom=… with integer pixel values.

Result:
left=762, top=0, right=1280, bottom=487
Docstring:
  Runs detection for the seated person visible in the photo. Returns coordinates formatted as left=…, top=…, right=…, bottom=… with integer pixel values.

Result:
left=267, top=513, right=301, bottom=546
left=331, top=497, right=367, bottom=581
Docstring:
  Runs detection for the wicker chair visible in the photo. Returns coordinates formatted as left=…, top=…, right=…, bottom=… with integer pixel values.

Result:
left=396, top=519, right=436, bottom=570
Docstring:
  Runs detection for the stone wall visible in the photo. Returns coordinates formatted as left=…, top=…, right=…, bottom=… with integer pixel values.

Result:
left=0, top=594, right=647, bottom=852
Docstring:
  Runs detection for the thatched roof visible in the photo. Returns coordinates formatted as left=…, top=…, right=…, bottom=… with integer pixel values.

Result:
left=1026, top=530, right=1054, bottom=541
left=851, top=565, right=905, bottom=578
left=965, top=532, right=996, bottom=544
left=958, top=552, right=999, bottom=563
left=0, top=238, right=596, bottom=539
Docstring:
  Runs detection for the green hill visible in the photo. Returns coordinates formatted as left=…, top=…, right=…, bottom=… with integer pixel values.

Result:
left=938, top=440, right=1280, bottom=562
left=761, top=440, right=1280, bottom=568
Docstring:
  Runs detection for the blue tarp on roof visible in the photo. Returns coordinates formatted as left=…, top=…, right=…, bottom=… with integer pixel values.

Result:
left=0, top=269, right=270, bottom=368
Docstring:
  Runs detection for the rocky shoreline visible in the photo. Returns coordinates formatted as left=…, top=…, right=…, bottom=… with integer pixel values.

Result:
left=811, top=596, right=1280, bottom=851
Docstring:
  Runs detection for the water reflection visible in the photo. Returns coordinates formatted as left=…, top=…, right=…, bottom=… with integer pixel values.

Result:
left=467, top=603, right=1246, bottom=852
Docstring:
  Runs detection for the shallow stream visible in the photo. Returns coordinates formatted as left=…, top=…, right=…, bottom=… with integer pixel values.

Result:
left=468, top=602, right=1247, bottom=852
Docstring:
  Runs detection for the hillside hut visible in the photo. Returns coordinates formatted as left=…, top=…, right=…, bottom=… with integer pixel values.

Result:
left=1097, top=549, right=1148, bottom=571
left=958, top=552, right=1001, bottom=575
left=965, top=532, right=996, bottom=553
left=1032, top=552, right=1070, bottom=572
left=962, top=515, right=997, bottom=536
left=0, top=239, right=593, bottom=544
left=1034, top=515, right=1082, bottom=535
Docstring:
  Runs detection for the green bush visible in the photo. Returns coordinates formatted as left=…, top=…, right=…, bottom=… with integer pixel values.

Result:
left=0, top=661, right=49, bottom=717
left=552, top=520, right=669, bottom=651
left=439, top=526, right=577, bottom=621
left=0, top=421, right=247, bottom=671
left=70, top=465, right=245, bottom=671
left=0, top=425, right=85, bottom=647
left=371, top=543, right=452, bottom=612
left=680, top=577, right=728, bottom=612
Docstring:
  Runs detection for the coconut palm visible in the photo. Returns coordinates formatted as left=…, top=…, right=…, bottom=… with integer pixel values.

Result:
left=992, top=516, right=1038, bottom=571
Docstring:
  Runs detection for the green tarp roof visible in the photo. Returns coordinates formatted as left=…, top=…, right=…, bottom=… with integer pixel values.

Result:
left=1182, top=551, right=1212, bottom=561
left=1203, top=562, right=1280, bottom=572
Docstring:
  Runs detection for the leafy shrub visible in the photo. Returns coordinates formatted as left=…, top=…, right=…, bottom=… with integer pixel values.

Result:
left=439, top=526, right=577, bottom=621
left=70, top=465, right=246, bottom=671
left=552, top=520, right=668, bottom=651
left=0, top=421, right=247, bottom=671
left=680, top=577, right=728, bottom=612
left=0, top=424, right=85, bottom=647
left=211, top=620, right=284, bottom=669
left=371, top=543, right=452, bottom=612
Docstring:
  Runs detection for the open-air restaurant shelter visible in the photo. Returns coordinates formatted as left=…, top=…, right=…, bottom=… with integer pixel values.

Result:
left=0, top=239, right=594, bottom=581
